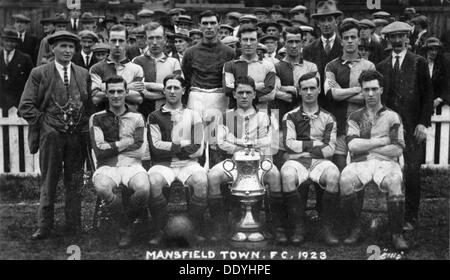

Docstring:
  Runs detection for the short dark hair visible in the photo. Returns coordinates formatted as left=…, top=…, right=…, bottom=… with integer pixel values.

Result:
left=339, top=21, right=360, bottom=38
left=282, top=26, right=303, bottom=41
left=235, top=76, right=256, bottom=91
left=298, top=72, right=320, bottom=88
left=237, top=24, right=257, bottom=38
left=109, top=24, right=128, bottom=38
left=358, top=70, right=384, bottom=88
left=105, top=75, right=127, bottom=91
left=199, top=10, right=219, bottom=22
left=163, top=74, right=186, bottom=88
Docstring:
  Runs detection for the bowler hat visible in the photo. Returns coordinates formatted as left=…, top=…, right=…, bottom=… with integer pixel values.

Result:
left=80, top=12, right=96, bottom=23
left=311, top=0, right=343, bottom=19
left=47, top=30, right=80, bottom=45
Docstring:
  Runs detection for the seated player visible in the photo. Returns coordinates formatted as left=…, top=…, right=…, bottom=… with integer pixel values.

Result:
left=340, top=70, right=408, bottom=251
left=90, top=75, right=150, bottom=248
left=278, top=72, right=340, bottom=245
left=207, top=76, right=281, bottom=242
left=147, top=74, right=207, bottom=245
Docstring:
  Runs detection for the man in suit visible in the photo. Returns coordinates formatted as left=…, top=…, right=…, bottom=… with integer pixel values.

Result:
left=359, top=19, right=385, bottom=64
left=302, top=0, right=343, bottom=111
left=18, top=31, right=94, bottom=240
left=72, top=30, right=99, bottom=70
left=36, top=14, right=69, bottom=66
left=126, top=26, right=148, bottom=60
left=68, top=8, right=81, bottom=33
left=13, top=14, right=39, bottom=65
left=410, top=15, right=430, bottom=57
left=376, top=22, right=434, bottom=231
left=1, top=27, right=34, bottom=111
left=79, top=12, right=97, bottom=32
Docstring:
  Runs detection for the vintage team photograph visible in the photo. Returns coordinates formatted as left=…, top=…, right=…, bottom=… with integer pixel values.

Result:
left=0, top=0, right=448, bottom=262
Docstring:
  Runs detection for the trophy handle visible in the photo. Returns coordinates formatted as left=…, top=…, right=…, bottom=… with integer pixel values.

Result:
left=259, top=158, right=273, bottom=184
left=223, top=159, right=235, bottom=180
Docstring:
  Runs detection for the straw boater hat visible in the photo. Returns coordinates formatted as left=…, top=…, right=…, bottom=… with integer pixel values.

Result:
left=1, top=27, right=20, bottom=42
left=47, top=30, right=80, bottom=45
left=311, top=0, right=343, bottom=19
left=381, top=21, right=413, bottom=35
left=423, top=37, right=442, bottom=49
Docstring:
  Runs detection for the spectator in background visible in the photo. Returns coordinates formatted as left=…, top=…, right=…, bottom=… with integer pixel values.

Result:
left=189, top=29, right=203, bottom=45
left=126, top=26, right=147, bottom=60
left=120, top=13, right=138, bottom=33
left=92, top=42, right=109, bottom=62
left=218, top=24, right=234, bottom=40
left=72, top=30, right=99, bottom=70
left=80, top=12, right=97, bottom=32
left=0, top=27, right=33, bottom=111
left=37, top=13, right=70, bottom=66
left=13, top=14, right=39, bottom=65
left=137, top=9, right=154, bottom=27
left=269, top=5, right=284, bottom=21
left=171, top=29, right=191, bottom=64
left=411, top=15, right=431, bottom=56
left=359, top=19, right=384, bottom=64
left=225, top=12, right=242, bottom=37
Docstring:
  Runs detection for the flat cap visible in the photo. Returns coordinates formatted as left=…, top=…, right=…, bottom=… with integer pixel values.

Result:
left=171, top=29, right=191, bottom=41
left=168, top=8, right=186, bottom=15
left=50, top=13, right=70, bottom=24
left=291, top=15, right=309, bottom=25
left=131, top=26, right=146, bottom=35
left=221, top=36, right=238, bottom=45
left=404, top=7, right=416, bottom=14
left=239, top=14, right=258, bottom=23
left=137, top=9, right=154, bottom=17
left=47, top=30, right=80, bottom=45
left=254, top=8, right=269, bottom=14
left=12, top=14, right=31, bottom=23
left=227, top=12, right=242, bottom=20
left=359, top=19, right=375, bottom=28
left=189, top=29, right=203, bottom=36
left=290, top=5, right=307, bottom=14
left=176, top=15, right=193, bottom=24
left=259, top=34, right=279, bottom=43
left=219, top=24, right=234, bottom=32
left=78, top=30, right=99, bottom=42
left=120, top=13, right=137, bottom=24
left=411, top=15, right=428, bottom=25
left=381, top=21, right=413, bottom=35
left=257, top=43, right=268, bottom=53
left=299, top=25, right=314, bottom=33
left=373, top=18, right=388, bottom=27
left=92, top=42, right=109, bottom=52
left=80, top=12, right=96, bottom=23
left=1, top=27, right=20, bottom=42
left=277, top=47, right=286, bottom=55
left=263, top=21, right=282, bottom=33
left=277, top=18, right=292, bottom=26
left=372, top=11, right=391, bottom=19
left=269, top=5, right=284, bottom=14
left=341, top=17, right=359, bottom=25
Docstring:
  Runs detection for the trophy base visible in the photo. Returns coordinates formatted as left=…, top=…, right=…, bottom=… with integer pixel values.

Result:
left=229, top=239, right=269, bottom=249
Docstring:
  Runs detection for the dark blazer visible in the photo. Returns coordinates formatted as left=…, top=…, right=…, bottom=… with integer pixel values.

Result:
left=72, top=51, right=98, bottom=70
left=430, top=54, right=450, bottom=104
left=367, top=38, right=386, bottom=64
left=376, top=51, right=433, bottom=135
left=18, top=62, right=93, bottom=153
left=302, top=36, right=343, bottom=110
left=0, top=49, right=34, bottom=111
left=17, top=32, right=39, bottom=65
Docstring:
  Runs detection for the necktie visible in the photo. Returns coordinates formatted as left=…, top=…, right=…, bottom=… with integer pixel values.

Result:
left=63, top=66, right=69, bottom=89
left=324, top=39, right=331, bottom=55
left=5, top=51, right=9, bottom=65
left=394, top=55, right=400, bottom=73
left=85, top=55, right=90, bottom=67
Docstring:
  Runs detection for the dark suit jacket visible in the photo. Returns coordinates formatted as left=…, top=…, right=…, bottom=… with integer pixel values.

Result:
left=367, top=38, right=386, bottom=64
left=72, top=51, right=98, bottom=70
left=17, top=32, right=39, bottom=65
left=302, top=36, right=343, bottom=110
left=430, top=54, right=450, bottom=104
left=18, top=62, right=93, bottom=153
left=376, top=51, right=433, bottom=136
left=0, top=49, right=34, bottom=110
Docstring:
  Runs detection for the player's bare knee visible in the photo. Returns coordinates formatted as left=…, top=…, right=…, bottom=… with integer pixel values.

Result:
left=322, top=166, right=340, bottom=193
left=339, top=170, right=358, bottom=196
left=93, top=175, right=115, bottom=196
left=188, top=173, right=208, bottom=199
left=129, top=173, right=150, bottom=193
left=382, top=173, right=403, bottom=196
left=148, top=172, right=166, bottom=197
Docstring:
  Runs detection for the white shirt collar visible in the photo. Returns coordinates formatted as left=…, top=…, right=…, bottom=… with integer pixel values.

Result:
left=81, top=50, right=92, bottom=58
left=417, top=29, right=427, bottom=39
left=54, top=60, right=71, bottom=82
left=391, top=49, right=407, bottom=67
left=321, top=33, right=336, bottom=46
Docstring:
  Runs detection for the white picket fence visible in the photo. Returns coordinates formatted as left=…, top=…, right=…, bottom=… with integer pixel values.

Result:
left=0, top=105, right=449, bottom=176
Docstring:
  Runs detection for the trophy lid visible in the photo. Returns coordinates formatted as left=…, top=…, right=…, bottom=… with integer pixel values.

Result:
left=233, top=149, right=261, bottom=161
